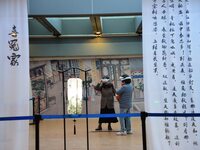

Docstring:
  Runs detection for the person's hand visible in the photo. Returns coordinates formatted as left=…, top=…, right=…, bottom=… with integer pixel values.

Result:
left=115, top=94, right=121, bottom=101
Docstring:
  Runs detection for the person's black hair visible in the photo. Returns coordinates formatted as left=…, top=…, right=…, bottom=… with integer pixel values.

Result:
left=122, top=79, right=131, bottom=84
left=120, top=74, right=131, bottom=84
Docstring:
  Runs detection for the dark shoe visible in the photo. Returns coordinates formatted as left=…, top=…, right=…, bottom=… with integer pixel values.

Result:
left=127, top=131, right=133, bottom=134
left=95, top=126, right=102, bottom=131
left=108, top=125, right=112, bottom=131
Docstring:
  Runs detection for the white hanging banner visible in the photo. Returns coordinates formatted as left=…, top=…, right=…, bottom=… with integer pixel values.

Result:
left=67, top=78, right=83, bottom=114
left=0, top=0, right=29, bottom=150
left=143, top=0, right=200, bottom=150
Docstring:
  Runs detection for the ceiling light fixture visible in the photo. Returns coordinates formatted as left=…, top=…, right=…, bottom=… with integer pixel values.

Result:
left=95, top=31, right=101, bottom=35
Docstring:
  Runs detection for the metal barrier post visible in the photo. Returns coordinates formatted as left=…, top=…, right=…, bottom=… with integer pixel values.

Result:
left=35, top=115, right=41, bottom=150
left=30, top=97, right=35, bottom=125
left=141, top=111, right=148, bottom=150
left=85, top=71, right=89, bottom=150
left=32, top=97, right=35, bottom=117
left=61, top=71, right=67, bottom=150
left=38, top=96, right=41, bottom=115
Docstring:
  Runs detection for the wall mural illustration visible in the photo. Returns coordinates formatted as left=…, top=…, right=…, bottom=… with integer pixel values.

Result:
left=30, top=58, right=144, bottom=115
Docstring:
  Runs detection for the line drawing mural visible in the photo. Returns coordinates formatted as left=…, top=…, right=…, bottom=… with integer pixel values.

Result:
left=30, top=58, right=144, bottom=115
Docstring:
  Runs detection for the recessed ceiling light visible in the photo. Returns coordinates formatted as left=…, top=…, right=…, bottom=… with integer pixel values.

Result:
left=95, top=31, right=101, bottom=35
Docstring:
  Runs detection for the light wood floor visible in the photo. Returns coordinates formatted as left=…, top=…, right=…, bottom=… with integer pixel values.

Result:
left=29, top=118, right=143, bottom=150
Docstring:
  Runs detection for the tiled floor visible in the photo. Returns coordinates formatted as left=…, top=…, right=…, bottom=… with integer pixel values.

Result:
left=29, top=118, right=143, bottom=150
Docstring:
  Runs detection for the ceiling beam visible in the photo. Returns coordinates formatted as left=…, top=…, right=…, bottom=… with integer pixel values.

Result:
left=34, top=17, right=61, bottom=37
left=29, top=33, right=140, bottom=39
left=136, top=21, right=142, bottom=35
left=90, top=16, right=102, bottom=35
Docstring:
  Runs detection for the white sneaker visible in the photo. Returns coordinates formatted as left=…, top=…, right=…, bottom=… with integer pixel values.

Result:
left=116, top=131, right=127, bottom=136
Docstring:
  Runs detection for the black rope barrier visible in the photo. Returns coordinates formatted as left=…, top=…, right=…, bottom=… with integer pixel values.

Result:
left=2, top=112, right=200, bottom=121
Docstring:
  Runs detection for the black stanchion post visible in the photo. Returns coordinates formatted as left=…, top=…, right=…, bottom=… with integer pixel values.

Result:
left=61, top=71, right=67, bottom=150
left=141, top=111, right=148, bottom=150
left=30, top=97, right=36, bottom=125
left=35, top=115, right=41, bottom=150
left=85, top=71, right=89, bottom=150
left=32, top=97, right=35, bottom=117
left=38, top=96, right=41, bottom=115
left=32, top=97, right=36, bottom=124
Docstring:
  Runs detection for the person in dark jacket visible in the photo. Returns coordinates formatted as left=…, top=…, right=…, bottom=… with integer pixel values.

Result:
left=94, top=76, right=118, bottom=131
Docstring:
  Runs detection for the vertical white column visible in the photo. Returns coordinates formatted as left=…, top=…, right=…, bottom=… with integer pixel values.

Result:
left=143, top=0, right=200, bottom=150
left=0, top=0, right=29, bottom=150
